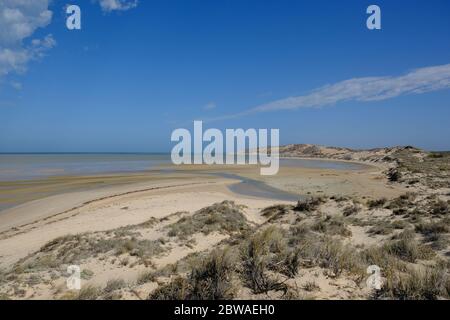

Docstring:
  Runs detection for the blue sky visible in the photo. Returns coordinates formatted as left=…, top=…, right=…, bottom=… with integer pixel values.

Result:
left=1, top=0, right=450, bottom=152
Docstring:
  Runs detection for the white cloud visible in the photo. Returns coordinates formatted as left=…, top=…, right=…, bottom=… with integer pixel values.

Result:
left=0, top=34, right=56, bottom=77
left=0, top=0, right=54, bottom=79
left=203, top=102, right=217, bottom=110
left=0, top=0, right=138, bottom=85
left=0, top=0, right=52, bottom=46
left=206, top=63, right=450, bottom=121
left=97, top=0, right=138, bottom=12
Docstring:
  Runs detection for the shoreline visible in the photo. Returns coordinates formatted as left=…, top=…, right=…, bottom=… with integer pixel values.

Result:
left=0, top=150, right=440, bottom=300
left=0, top=157, right=401, bottom=230
left=0, top=156, right=379, bottom=213
left=0, top=157, right=407, bottom=270
left=0, top=176, right=283, bottom=269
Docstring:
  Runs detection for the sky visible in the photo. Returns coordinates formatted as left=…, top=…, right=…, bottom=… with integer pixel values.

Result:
left=0, top=0, right=450, bottom=152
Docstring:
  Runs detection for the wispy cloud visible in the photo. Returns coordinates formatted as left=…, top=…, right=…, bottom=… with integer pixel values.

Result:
left=0, top=0, right=139, bottom=85
left=10, top=81, right=22, bottom=90
left=203, top=102, right=217, bottom=110
left=96, top=0, right=138, bottom=12
left=204, top=63, right=450, bottom=122
left=0, top=0, right=54, bottom=79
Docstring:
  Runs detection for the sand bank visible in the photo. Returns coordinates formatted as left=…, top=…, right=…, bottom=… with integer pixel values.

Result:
left=0, top=160, right=407, bottom=269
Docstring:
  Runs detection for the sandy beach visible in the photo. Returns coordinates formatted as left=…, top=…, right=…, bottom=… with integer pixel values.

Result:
left=0, top=161, right=406, bottom=269
left=1, top=149, right=448, bottom=300
left=0, top=174, right=278, bottom=269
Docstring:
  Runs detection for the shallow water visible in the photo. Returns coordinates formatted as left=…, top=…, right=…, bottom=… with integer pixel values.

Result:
left=0, top=154, right=171, bottom=181
left=0, top=154, right=368, bottom=182
left=0, top=154, right=370, bottom=210
left=211, top=172, right=301, bottom=202
left=211, top=159, right=369, bottom=202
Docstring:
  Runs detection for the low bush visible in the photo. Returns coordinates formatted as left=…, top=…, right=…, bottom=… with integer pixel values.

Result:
left=376, top=265, right=450, bottom=300
left=311, top=216, right=352, bottom=237
left=294, top=197, right=325, bottom=213
left=367, top=198, right=387, bottom=209
left=166, top=201, right=249, bottom=239
left=104, top=279, right=126, bottom=294
left=149, top=248, right=236, bottom=300
left=383, top=231, right=435, bottom=263
left=241, top=227, right=287, bottom=293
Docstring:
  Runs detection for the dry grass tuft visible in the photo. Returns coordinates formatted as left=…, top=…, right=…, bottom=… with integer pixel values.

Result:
left=167, top=201, right=249, bottom=239
left=311, top=216, right=352, bottom=237
left=294, top=197, right=325, bottom=213
left=261, top=204, right=292, bottom=221
left=75, top=285, right=101, bottom=300
left=383, top=231, right=435, bottom=263
left=241, top=226, right=288, bottom=293
left=148, top=248, right=236, bottom=300
left=376, top=265, right=450, bottom=300
left=367, top=198, right=387, bottom=209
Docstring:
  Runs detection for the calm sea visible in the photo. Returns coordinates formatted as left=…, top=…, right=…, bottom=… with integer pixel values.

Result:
left=0, top=153, right=171, bottom=181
